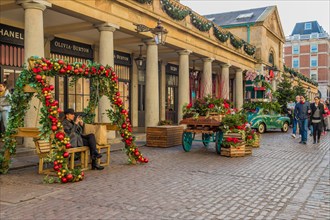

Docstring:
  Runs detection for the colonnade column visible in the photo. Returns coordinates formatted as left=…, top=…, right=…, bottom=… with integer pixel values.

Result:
left=221, top=64, right=230, bottom=100
left=145, top=40, right=159, bottom=128
left=131, top=58, right=139, bottom=127
left=159, top=61, right=166, bottom=121
left=177, top=50, right=191, bottom=122
left=96, top=23, right=118, bottom=123
left=20, top=0, right=50, bottom=148
left=201, top=58, right=214, bottom=96
left=235, top=68, right=243, bottom=109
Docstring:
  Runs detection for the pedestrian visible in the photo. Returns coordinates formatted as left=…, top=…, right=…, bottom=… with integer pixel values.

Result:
left=291, top=95, right=300, bottom=139
left=310, top=96, right=325, bottom=144
left=294, top=95, right=311, bottom=144
left=0, top=81, right=11, bottom=132
left=62, top=108, right=104, bottom=170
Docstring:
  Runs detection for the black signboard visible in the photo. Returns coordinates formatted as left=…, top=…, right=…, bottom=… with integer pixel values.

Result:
left=114, top=51, right=131, bottom=66
left=50, top=37, right=93, bottom=59
left=166, top=63, right=179, bottom=75
left=0, top=23, right=24, bottom=46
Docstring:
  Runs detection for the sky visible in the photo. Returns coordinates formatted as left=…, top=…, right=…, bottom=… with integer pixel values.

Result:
left=181, top=0, right=330, bottom=36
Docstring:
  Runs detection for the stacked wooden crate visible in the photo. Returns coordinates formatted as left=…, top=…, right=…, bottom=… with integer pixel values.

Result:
left=147, top=126, right=184, bottom=147
left=221, top=132, right=245, bottom=157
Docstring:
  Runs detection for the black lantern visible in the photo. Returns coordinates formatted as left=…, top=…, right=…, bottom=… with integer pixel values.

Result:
left=134, top=44, right=144, bottom=70
left=134, top=20, right=168, bottom=45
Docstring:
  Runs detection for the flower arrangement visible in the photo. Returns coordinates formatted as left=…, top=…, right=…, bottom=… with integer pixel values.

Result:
left=182, top=95, right=231, bottom=119
left=222, top=137, right=244, bottom=148
left=245, top=128, right=259, bottom=145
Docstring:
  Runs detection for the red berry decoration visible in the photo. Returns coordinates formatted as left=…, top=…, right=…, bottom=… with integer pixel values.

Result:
left=51, top=125, right=58, bottom=131
left=61, top=177, right=68, bottom=183
left=53, top=165, right=59, bottom=171
left=35, top=75, right=42, bottom=81
left=63, top=152, right=69, bottom=158
left=65, top=143, right=71, bottom=149
left=66, top=174, right=73, bottom=181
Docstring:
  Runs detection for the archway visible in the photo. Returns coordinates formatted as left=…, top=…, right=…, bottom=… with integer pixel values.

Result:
left=0, top=56, right=148, bottom=182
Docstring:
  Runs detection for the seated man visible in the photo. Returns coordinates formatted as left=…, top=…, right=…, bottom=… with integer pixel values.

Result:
left=62, top=109, right=104, bottom=170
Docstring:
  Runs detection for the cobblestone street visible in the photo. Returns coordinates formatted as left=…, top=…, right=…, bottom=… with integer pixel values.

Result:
left=1, top=131, right=329, bottom=220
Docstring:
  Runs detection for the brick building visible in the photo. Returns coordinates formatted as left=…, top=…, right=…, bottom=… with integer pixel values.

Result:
left=284, top=21, right=330, bottom=100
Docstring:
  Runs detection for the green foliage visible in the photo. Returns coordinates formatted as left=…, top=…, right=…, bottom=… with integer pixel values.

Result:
left=190, top=12, right=212, bottom=32
left=243, top=43, right=256, bottom=56
left=161, top=0, right=191, bottom=21
left=213, top=25, right=229, bottom=42
left=229, top=33, right=243, bottom=49
left=158, top=120, right=173, bottom=126
left=293, top=81, right=308, bottom=101
left=221, top=112, right=247, bottom=129
left=274, top=75, right=295, bottom=112
left=284, top=65, right=318, bottom=86
left=242, top=101, right=282, bottom=113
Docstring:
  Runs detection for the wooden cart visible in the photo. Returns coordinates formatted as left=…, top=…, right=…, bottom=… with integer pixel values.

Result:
left=179, top=115, right=224, bottom=154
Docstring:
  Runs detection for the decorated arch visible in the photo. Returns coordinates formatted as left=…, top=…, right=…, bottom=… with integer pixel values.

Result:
left=0, top=56, right=148, bottom=181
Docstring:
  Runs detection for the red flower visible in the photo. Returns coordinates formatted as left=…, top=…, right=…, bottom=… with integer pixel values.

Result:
left=187, top=103, right=192, bottom=109
left=208, top=103, right=215, bottom=109
left=224, top=103, right=230, bottom=109
left=247, top=135, right=253, bottom=140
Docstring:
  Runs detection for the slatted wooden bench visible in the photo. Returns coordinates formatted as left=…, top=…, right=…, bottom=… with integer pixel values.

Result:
left=34, top=139, right=90, bottom=174
left=96, top=144, right=111, bottom=166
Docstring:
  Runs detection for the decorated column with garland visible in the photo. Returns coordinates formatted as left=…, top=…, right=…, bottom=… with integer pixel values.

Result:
left=20, top=0, right=50, bottom=148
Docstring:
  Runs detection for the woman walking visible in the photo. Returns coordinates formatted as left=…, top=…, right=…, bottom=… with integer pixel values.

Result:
left=310, top=96, right=325, bottom=144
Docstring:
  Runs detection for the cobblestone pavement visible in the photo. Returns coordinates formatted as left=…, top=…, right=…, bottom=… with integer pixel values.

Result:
left=0, top=131, right=329, bottom=220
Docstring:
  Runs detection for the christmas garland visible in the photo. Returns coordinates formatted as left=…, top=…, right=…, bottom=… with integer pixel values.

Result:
left=243, top=43, right=256, bottom=56
left=229, top=33, right=244, bottom=49
left=190, top=12, right=212, bottom=32
left=135, top=0, right=153, bottom=4
left=213, top=24, right=229, bottom=43
left=0, top=57, right=148, bottom=181
left=284, top=65, right=318, bottom=86
left=161, top=0, right=191, bottom=21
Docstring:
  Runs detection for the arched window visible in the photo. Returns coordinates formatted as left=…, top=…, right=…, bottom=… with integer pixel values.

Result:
left=269, top=51, right=274, bottom=66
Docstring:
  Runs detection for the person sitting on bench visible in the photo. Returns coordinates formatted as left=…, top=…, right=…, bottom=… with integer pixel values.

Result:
left=62, top=109, right=104, bottom=170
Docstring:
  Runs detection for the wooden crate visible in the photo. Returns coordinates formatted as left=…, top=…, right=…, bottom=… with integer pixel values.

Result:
left=180, top=114, right=223, bottom=127
left=147, top=126, right=183, bottom=147
left=252, top=134, right=261, bottom=148
left=221, top=144, right=245, bottom=157
left=245, top=145, right=252, bottom=156
left=223, top=132, right=244, bottom=141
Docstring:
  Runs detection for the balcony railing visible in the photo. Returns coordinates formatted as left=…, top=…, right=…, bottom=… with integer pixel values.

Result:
left=286, top=33, right=330, bottom=41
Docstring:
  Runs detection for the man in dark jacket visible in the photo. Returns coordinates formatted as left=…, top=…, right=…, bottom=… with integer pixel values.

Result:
left=294, top=96, right=311, bottom=144
left=62, top=109, right=104, bottom=170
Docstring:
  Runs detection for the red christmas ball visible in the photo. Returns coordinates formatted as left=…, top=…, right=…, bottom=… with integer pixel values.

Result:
left=122, top=124, right=127, bottom=129
left=58, top=60, right=64, bottom=65
left=42, top=66, right=48, bottom=71
left=65, top=143, right=71, bottom=149
left=61, top=177, right=68, bottom=183
left=66, top=174, right=73, bottom=181
left=121, top=133, right=125, bottom=137
left=63, top=152, right=69, bottom=158
left=49, top=85, right=55, bottom=91
left=134, top=151, right=140, bottom=156
left=35, top=75, right=42, bottom=81
left=81, top=172, right=84, bottom=177
left=56, top=132, right=65, bottom=141
left=51, top=125, right=58, bottom=131
left=144, top=158, right=149, bottom=163
left=53, top=161, right=58, bottom=165
left=53, top=165, right=59, bottom=171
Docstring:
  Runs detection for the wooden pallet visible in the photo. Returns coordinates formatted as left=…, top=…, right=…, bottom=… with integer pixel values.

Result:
left=147, top=126, right=184, bottom=147
left=221, top=144, right=245, bottom=157
left=180, top=115, right=223, bottom=127
left=223, top=132, right=244, bottom=141
left=245, top=145, right=252, bottom=156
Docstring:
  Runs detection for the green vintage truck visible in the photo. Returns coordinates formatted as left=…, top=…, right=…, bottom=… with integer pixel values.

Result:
left=247, top=108, right=290, bottom=133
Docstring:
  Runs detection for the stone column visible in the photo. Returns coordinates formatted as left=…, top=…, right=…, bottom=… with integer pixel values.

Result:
left=221, top=64, right=230, bottom=100
left=201, top=58, right=214, bottom=96
left=235, top=68, right=243, bottom=109
left=96, top=23, right=118, bottom=123
left=20, top=0, right=50, bottom=148
left=131, top=57, right=139, bottom=127
left=145, top=40, right=159, bottom=128
left=159, top=61, right=166, bottom=121
left=177, top=50, right=191, bottom=122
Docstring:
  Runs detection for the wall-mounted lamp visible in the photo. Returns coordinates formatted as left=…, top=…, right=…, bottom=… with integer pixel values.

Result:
left=134, top=44, right=144, bottom=70
left=134, top=20, right=168, bottom=45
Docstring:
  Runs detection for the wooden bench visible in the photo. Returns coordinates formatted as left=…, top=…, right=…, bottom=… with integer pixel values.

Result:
left=96, top=144, right=111, bottom=166
left=34, top=139, right=90, bottom=174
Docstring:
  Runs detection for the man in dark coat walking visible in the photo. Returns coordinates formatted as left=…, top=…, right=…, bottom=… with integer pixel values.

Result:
left=294, top=96, right=311, bottom=144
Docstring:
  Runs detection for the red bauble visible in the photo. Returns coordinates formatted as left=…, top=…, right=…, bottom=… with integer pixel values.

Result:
left=49, top=85, right=55, bottom=91
left=122, top=124, right=127, bottom=129
left=42, top=66, right=48, bottom=71
left=51, top=125, right=58, bottom=131
left=35, top=75, right=42, bottom=81
left=58, top=60, right=64, bottom=65
left=53, top=161, right=58, bottom=165
left=53, top=165, right=59, bottom=171
left=134, top=151, right=140, bottom=156
left=144, top=158, right=149, bottom=163
left=65, top=143, right=71, bottom=149
left=56, top=132, right=65, bottom=141
left=121, top=133, right=125, bottom=137
left=81, top=172, right=84, bottom=177
left=63, top=152, right=69, bottom=158
left=66, top=174, right=73, bottom=181
left=61, top=177, right=68, bottom=183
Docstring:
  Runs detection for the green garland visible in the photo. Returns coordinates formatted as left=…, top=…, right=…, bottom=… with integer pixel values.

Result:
left=135, top=0, right=152, bottom=4
left=190, top=12, right=212, bottom=32
left=229, top=33, right=243, bottom=49
left=213, top=24, right=229, bottom=42
left=243, top=43, right=256, bottom=56
left=0, top=57, right=148, bottom=177
left=161, top=0, right=191, bottom=21
left=284, top=65, right=318, bottom=86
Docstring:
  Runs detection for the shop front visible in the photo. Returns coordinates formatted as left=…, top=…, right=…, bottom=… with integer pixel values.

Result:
left=165, top=63, right=179, bottom=123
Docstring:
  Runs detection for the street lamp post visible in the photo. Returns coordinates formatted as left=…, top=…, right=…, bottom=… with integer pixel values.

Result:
left=134, top=20, right=168, bottom=45
left=134, top=44, right=144, bottom=70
